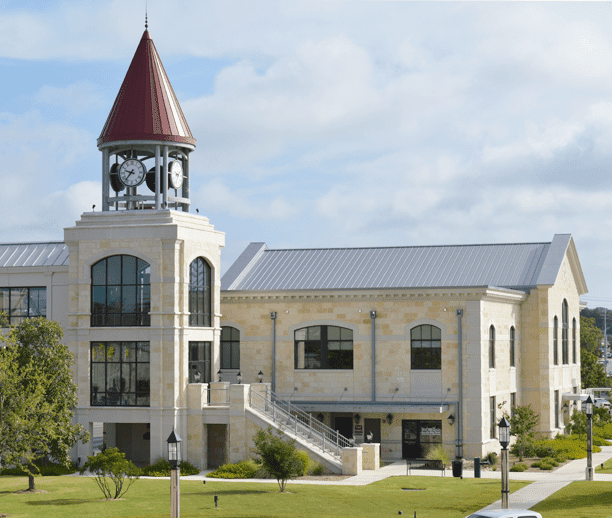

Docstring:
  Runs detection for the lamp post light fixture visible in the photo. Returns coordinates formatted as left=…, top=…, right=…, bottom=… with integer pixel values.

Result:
left=236, top=371, right=242, bottom=384
left=217, top=370, right=223, bottom=382
left=354, top=413, right=361, bottom=424
left=167, top=428, right=182, bottom=518
left=386, top=413, right=394, bottom=425
left=257, top=370, right=264, bottom=383
left=498, top=417, right=510, bottom=509
left=586, top=395, right=594, bottom=480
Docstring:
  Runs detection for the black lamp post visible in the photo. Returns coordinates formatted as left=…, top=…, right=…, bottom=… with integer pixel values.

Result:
left=498, top=417, right=510, bottom=509
left=586, top=395, right=594, bottom=480
left=167, top=428, right=182, bottom=518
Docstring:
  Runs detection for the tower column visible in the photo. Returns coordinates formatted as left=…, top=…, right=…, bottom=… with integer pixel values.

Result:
left=163, top=145, right=169, bottom=208
left=102, top=148, right=110, bottom=211
left=155, top=145, right=161, bottom=209
left=183, top=152, right=189, bottom=213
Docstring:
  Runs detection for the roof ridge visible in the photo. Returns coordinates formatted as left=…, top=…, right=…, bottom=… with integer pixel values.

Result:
left=264, top=242, right=551, bottom=252
left=0, top=241, right=65, bottom=245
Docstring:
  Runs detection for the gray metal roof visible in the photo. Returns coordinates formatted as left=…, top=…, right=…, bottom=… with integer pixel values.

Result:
left=222, top=235, right=574, bottom=292
left=0, top=242, right=69, bottom=268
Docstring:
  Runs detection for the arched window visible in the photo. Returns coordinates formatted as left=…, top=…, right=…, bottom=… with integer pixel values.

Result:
left=189, top=257, right=212, bottom=327
left=510, top=326, right=515, bottom=368
left=489, top=325, right=495, bottom=369
left=221, top=327, right=240, bottom=369
left=562, top=300, right=569, bottom=365
left=572, top=317, right=577, bottom=364
left=411, top=324, right=442, bottom=370
left=91, top=255, right=150, bottom=327
left=294, top=326, right=353, bottom=370
left=553, top=316, right=559, bottom=365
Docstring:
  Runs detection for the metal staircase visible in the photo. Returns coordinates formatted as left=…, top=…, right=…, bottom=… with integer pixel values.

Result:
left=248, top=387, right=352, bottom=467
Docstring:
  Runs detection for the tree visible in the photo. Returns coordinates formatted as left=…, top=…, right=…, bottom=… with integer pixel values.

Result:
left=580, top=315, right=603, bottom=356
left=79, top=448, right=141, bottom=499
left=580, top=350, right=609, bottom=389
left=507, top=404, right=539, bottom=461
left=253, top=427, right=305, bottom=492
left=0, top=317, right=89, bottom=490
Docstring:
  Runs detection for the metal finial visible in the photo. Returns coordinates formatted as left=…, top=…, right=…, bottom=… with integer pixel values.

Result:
left=145, top=3, right=148, bottom=29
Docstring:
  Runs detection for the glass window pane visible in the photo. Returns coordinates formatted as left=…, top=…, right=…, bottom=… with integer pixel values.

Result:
left=123, top=342, right=136, bottom=361
left=231, top=343, right=240, bottom=369
left=92, top=286, right=106, bottom=313
left=0, top=288, right=8, bottom=312
left=189, top=342, right=200, bottom=361
left=342, top=340, right=353, bottom=351
left=137, top=342, right=150, bottom=362
left=91, top=343, right=105, bottom=362
left=10, top=288, right=27, bottom=317
left=122, top=256, right=136, bottom=285
left=340, top=328, right=353, bottom=340
left=122, top=363, right=135, bottom=392
left=230, top=327, right=240, bottom=340
left=221, top=327, right=230, bottom=340
left=92, top=260, right=106, bottom=285
left=308, top=326, right=321, bottom=340
left=411, top=326, right=422, bottom=339
left=295, top=328, right=307, bottom=341
left=221, top=342, right=231, bottom=369
left=107, top=343, right=121, bottom=362
left=328, top=327, right=340, bottom=340
left=107, top=286, right=121, bottom=312
left=190, top=362, right=204, bottom=383
left=138, top=259, right=150, bottom=285
left=328, top=341, right=341, bottom=350
left=422, top=325, right=431, bottom=339
left=137, top=364, right=150, bottom=396
left=431, top=326, right=441, bottom=339
left=107, top=256, right=122, bottom=285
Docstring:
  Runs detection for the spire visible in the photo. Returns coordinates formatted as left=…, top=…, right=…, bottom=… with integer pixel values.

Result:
left=97, top=29, right=196, bottom=147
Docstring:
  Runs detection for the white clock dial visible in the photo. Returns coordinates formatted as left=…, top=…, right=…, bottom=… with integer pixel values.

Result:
left=119, top=159, right=146, bottom=187
left=169, top=160, right=183, bottom=189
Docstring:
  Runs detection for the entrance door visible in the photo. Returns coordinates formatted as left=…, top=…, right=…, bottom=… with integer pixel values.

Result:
left=402, top=420, right=420, bottom=458
left=402, top=420, right=442, bottom=459
left=364, top=418, right=381, bottom=444
left=333, top=416, right=354, bottom=440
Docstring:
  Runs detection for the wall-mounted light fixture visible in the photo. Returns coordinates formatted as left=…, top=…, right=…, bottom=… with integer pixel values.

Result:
left=386, top=413, right=394, bottom=425
left=354, top=413, right=361, bottom=424
left=317, top=413, right=324, bottom=422
left=447, top=414, right=455, bottom=426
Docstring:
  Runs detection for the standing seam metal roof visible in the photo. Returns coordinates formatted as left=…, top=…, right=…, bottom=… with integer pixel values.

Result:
left=0, top=242, right=69, bottom=268
left=221, top=240, right=562, bottom=291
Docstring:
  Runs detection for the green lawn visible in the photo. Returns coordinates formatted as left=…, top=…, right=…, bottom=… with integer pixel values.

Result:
left=0, top=475, right=529, bottom=518
left=594, top=458, right=612, bottom=473
left=533, top=481, right=612, bottom=518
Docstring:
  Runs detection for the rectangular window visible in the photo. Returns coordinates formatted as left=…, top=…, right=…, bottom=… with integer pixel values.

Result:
left=189, top=341, right=211, bottom=383
left=220, top=327, right=240, bottom=369
left=0, top=287, right=47, bottom=327
left=294, top=326, right=353, bottom=370
left=555, top=390, right=560, bottom=428
left=510, top=392, right=516, bottom=419
left=490, top=396, right=496, bottom=439
left=91, top=341, right=150, bottom=407
left=509, top=327, right=515, bottom=367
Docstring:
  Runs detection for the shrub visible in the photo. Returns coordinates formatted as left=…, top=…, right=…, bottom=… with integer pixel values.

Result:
left=538, top=461, right=554, bottom=470
left=1, top=459, right=78, bottom=477
left=485, top=452, right=498, bottom=466
left=208, top=460, right=257, bottom=479
left=79, top=448, right=141, bottom=499
left=554, top=453, right=567, bottom=463
left=510, top=463, right=527, bottom=472
left=540, top=457, right=558, bottom=467
left=142, top=458, right=201, bottom=477
left=295, top=451, right=310, bottom=476
left=309, top=463, right=325, bottom=476
left=253, top=427, right=304, bottom=492
left=426, top=445, right=451, bottom=468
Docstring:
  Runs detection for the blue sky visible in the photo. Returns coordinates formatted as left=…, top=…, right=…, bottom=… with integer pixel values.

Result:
left=2, top=1, right=612, bottom=306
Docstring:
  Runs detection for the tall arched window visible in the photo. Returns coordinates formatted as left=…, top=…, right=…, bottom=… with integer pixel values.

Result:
left=489, top=325, right=495, bottom=369
left=189, top=257, right=212, bottom=327
left=91, top=255, right=150, bottom=327
left=572, top=317, right=577, bottom=364
left=553, top=316, right=559, bottom=365
left=294, top=326, right=353, bottom=369
left=562, top=300, right=569, bottom=365
left=510, top=326, right=515, bottom=368
left=411, top=324, right=442, bottom=370
left=221, top=326, right=240, bottom=369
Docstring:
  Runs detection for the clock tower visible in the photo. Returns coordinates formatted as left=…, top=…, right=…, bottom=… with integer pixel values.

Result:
left=65, top=25, right=224, bottom=468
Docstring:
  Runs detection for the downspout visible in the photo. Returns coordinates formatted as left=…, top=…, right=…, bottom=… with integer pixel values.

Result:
left=456, top=309, right=464, bottom=459
left=271, top=312, right=277, bottom=392
left=370, top=311, right=377, bottom=402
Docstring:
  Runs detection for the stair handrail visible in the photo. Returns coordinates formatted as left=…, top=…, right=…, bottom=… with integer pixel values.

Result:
left=248, top=387, right=353, bottom=459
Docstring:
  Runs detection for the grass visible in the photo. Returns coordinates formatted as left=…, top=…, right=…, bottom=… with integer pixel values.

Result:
left=594, top=457, right=612, bottom=473
left=0, top=474, right=530, bottom=518
left=533, top=481, right=612, bottom=517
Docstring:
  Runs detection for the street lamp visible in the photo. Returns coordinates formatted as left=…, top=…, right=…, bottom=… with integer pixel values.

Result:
left=499, top=417, right=510, bottom=509
left=586, top=395, right=594, bottom=481
left=167, top=428, right=182, bottom=518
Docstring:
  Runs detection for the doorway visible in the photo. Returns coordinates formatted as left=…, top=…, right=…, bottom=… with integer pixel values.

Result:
left=364, top=418, right=381, bottom=444
left=402, top=420, right=442, bottom=459
left=333, top=416, right=354, bottom=440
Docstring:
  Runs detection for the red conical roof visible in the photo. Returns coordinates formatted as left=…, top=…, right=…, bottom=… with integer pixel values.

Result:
left=98, top=30, right=196, bottom=147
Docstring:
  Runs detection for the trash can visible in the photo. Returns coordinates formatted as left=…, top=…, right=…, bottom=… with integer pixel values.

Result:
left=474, top=457, right=481, bottom=478
left=452, top=459, right=463, bottom=478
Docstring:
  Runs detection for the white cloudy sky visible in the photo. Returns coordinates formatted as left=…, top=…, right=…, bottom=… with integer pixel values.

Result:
left=2, top=0, right=612, bottom=305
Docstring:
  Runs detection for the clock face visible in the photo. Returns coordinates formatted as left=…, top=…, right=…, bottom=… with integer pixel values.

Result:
left=169, top=160, right=183, bottom=189
left=119, top=159, right=146, bottom=187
